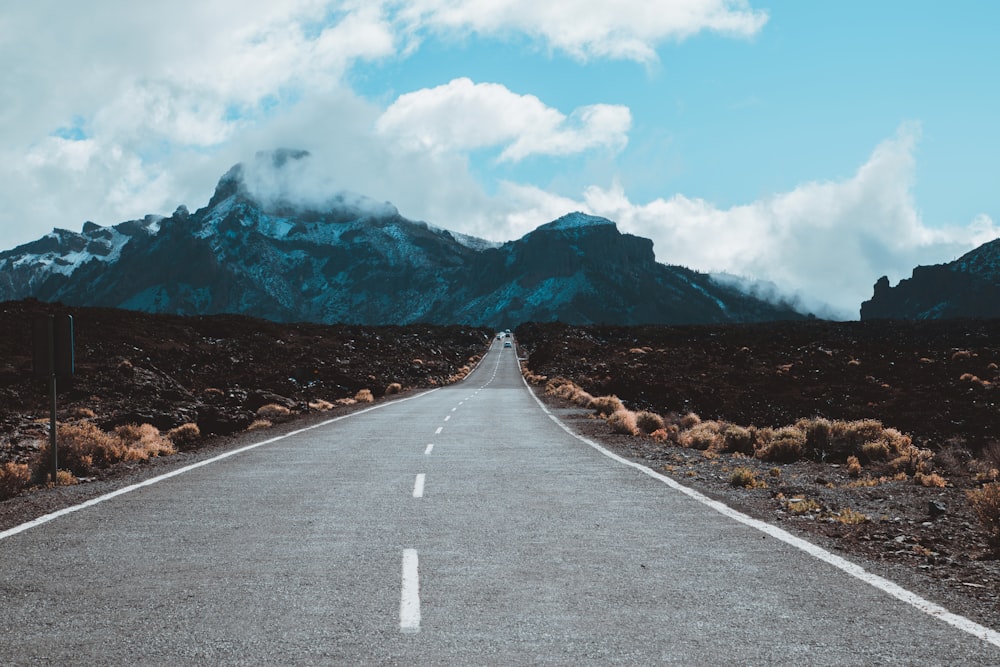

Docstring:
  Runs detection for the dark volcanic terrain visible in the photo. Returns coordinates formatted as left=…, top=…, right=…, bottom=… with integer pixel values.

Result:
left=1, top=302, right=999, bottom=632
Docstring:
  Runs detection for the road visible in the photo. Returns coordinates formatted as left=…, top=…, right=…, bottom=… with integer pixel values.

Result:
left=2, top=338, right=999, bottom=665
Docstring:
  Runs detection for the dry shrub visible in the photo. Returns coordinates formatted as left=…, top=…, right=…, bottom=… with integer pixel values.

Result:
left=649, top=425, right=678, bottom=443
left=385, top=382, right=403, bottom=395
left=914, top=471, right=948, bottom=488
left=247, top=419, right=272, bottom=431
left=355, top=388, right=374, bottom=403
left=335, top=397, right=357, bottom=407
left=679, top=421, right=725, bottom=451
left=113, top=424, right=176, bottom=461
left=889, top=445, right=934, bottom=475
left=41, top=422, right=175, bottom=476
left=55, top=469, right=77, bottom=486
left=756, top=426, right=806, bottom=462
left=952, top=349, right=974, bottom=360
left=203, top=387, right=225, bottom=400
left=46, top=421, right=119, bottom=475
left=0, top=462, right=31, bottom=500
left=846, top=455, right=862, bottom=478
left=679, top=412, right=702, bottom=429
left=167, top=423, right=201, bottom=450
left=607, top=410, right=639, bottom=436
left=967, top=483, right=1000, bottom=552
left=834, top=508, right=868, bottom=524
left=308, top=399, right=334, bottom=411
left=68, top=406, right=96, bottom=420
left=523, top=371, right=547, bottom=385
left=730, top=466, right=765, bottom=489
left=257, top=403, right=292, bottom=423
left=720, top=424, right=757, bottom=455
left=635, top=411, right=665, bottom=435
left=590, top=395, right=624, bottom=417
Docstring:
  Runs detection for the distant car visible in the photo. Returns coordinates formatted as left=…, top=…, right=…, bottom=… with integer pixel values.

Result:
left=503, top=341, right=512, bottom=348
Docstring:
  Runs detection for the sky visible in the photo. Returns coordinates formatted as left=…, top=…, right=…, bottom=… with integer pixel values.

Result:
left=2, top=0, right=998, bottom=319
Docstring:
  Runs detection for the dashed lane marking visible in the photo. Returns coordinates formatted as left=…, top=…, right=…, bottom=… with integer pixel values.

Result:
left=412, top=474, right=425, bottom=498
left=435, top=426, right=443, bottom=435
left=400, top=549, right=421, bottom=633
left=424, top=444, right=434, bottom=455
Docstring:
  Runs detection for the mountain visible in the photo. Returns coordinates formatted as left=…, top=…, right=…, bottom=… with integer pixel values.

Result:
left=0, top=149, right=806, bottom=327
left=861, top=239, right=1000, bottom=320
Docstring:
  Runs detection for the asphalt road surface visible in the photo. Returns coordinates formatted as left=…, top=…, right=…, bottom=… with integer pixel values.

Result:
left=2, top=339, right=1000, bottom=665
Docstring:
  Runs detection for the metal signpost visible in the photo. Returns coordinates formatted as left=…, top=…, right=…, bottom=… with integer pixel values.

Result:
left=32, top=314, right=75, bottom=484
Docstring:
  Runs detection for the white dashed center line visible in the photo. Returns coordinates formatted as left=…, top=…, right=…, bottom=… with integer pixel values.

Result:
left=412, top=474, right=425, bottom=498
left=424, top=444, right=434, bottom=455
left=435, top=426, right=443, bottom=434
left=443, top=415, right=450, bottom=422
left=400, top=549, right=420, bottom=633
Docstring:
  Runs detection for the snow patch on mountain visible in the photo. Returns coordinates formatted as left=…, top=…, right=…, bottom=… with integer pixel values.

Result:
left=537, top=212, right=617, bottom=233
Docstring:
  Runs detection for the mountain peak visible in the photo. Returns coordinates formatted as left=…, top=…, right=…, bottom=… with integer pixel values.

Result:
left=536, top=212, right=616, bottom=233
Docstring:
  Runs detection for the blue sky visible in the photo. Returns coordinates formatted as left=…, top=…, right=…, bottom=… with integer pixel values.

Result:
left=1, top=1, right=997, bottom=318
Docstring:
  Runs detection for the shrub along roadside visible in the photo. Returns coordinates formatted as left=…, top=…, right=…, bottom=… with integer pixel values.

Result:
left=528, top=372, right=1000, bottom=550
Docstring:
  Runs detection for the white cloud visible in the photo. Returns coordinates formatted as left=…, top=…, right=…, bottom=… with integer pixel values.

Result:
left=375, top=78, right=630, bottom=161
left=465, top=124, right=998, bottom=319
left=394, top=0, right=769, bottom=63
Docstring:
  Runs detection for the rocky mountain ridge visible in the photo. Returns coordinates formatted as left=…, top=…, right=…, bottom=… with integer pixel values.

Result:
left=0, top=150, right=805, bottom=327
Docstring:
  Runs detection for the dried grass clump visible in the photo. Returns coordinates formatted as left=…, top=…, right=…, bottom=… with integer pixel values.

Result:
left=355, top=388, right=375, bottom=403
left=0, top=462, right=31, bottom=500
left=546, top=378, right=594, bottom=407
left=113, top=424, right=176, bottom=461
left=68, top=406, right=97, bottom=420
left=167, top=423, right=201, bottom=450
left=730, top=466, right=765, bottom=489
left=257, top=403, right=293, bottom=423
left=247, top=419, right=272, bottom=431
left=967, top=483, right=1000, bottom=552
left=42, top=422, right=176, bottom=476
left=308, top=399, right=335, bottom=411
left=679, top=412, right=702, bottom=429
left=607, top=409, right=639, bottom=436
left=720, top=424, right=757, bottom=455
left=385, top=382, right=403, bottom=395
left=678, top=421, right=725, bottom=451
left=335, top=397, right=357, bottom=407
left=834, top=508, right=868, bottom=524
left=649, top=425, right=679, bottom=443
left=756, top=426, right=806, bottom=462
left=846, top=455, right=862, bottom=478
left=635, top=411, right=665, bottom=435
left=590, top=395, right=624, bottom=417
left=523, top=371, right=547, bottom=385
left=913, top=471, right=948, bottom=488
left=55, top=469, right=77, bottom=486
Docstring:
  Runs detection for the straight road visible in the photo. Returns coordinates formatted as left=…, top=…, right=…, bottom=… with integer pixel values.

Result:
left=2, top=339, right=999, bottom=664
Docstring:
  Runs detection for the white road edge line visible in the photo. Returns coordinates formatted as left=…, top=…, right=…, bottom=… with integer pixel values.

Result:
left=0, top=388, right=443, bottom=542
left=400, top=549, right=421, bottom=633
left=424, top=444, right=434, bottom=455
left=518, top=366, right=1000, bottom=650
left=413, top=474, right=426, bottom=498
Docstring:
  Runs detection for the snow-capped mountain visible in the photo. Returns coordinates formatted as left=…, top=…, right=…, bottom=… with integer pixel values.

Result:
left=861, top=238, right=1000, bottom=320
left=0, top=150, right=806, bottom=326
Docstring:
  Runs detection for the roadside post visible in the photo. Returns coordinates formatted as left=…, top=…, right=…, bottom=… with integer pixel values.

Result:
left=32, top=314, right=75, bottom=484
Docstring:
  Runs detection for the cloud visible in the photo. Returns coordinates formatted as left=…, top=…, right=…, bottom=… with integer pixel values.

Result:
left=394, top=0, right=769, bottom=63
left=375, top=78, right=630, bottom=161
left=469, top=124, right=999, bottom=319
